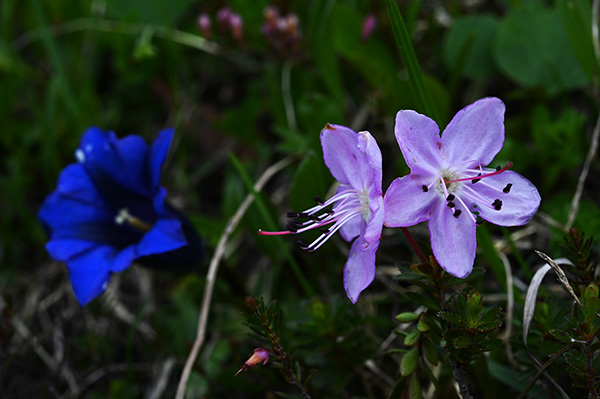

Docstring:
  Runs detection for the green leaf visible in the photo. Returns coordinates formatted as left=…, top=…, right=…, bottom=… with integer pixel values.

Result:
left=443, top=14, right=499, bottom=80
left=422, top=337, right=440, bottom=365
left=557, top=0, right=596, bottom=80
left=290, top=152, right=327, bottom=212
left=404, top=330, right=421, bottom=346
left=408, top=373, right=423, bottom=399
left=106, top=0, right=195, bottom=25
left=401, top=347, right=419, bottom=377
left=385, top=0, right=439, bottom=123
left=494, top=2, right=589, bottom=95
left=331, top=4, right=407, bottom=114
left=487, top=359, right=529, bottom=391
left=307, top=0, right=344, bottom=102
left=476, top=226, right=506, bottom=288
left=439, top=310, right=462, bottom=326
left=417, top=318, right=430, bottom=332
left=405, top=292, right=441, bottom=311
left=452, top=335, right=471, bottom=349
left=228, top=153, right=314, bottom=297
left=396, top=312, right=419, bottom=323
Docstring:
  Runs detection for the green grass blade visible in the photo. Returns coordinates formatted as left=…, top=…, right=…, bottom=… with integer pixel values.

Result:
left=385, top=0, right=440, bottom=124
left=228, top=153, right=315, bottom=297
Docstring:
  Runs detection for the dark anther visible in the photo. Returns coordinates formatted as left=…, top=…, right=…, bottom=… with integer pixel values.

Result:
left=324, top=207, right=334, bottom=214
left=292, top=218, right=302, bottom=226
left=309, top=214, right=322, bottom=222
left=286, top=223, right=298, bottom=233
left=476, top=216, right=484, bottom=225
left=286, top=211, right=298, bottom=218
left=503, top=183, right=513, bottom=193
left=492, top=199, right=503, bottom=211
left=453, top=209, right=462, bottom=218
left=447, top=202, right=456, bottom=208
left=320, top=227, right=330, bottom=234
left=297, top=240, right=309, bottom=249
left=446, top=194, right=455, bottom=202
left=314, top=195, right=324, bottom=204
left=297, top=212, right=309, bottom=218
left=471, top=173, right=482, bottom=184
left=422, top=185, right=429, bottom=192
left=496, top=165, right=501, bottom=171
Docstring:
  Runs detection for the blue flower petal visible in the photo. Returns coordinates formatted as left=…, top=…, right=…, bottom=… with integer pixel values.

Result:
left=138, top=218, right=187, bottom=256
left=148, top=129, right=174, bottom=189
left=79, top=127, right=151, bottom=197
left=65, top=245, right=118, bottom=305
left=110, top=218, right=186, bottom=273
left=39, top=165, right=113, bottom=232
left=46, top=239, right=98, bottom=262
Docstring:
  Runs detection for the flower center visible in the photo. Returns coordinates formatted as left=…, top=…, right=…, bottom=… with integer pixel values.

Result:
left=258, top=187, right=366, bottom=251
left=422, top=161, right=514, bottom=224
left=115, top=208, right=153, bottom=232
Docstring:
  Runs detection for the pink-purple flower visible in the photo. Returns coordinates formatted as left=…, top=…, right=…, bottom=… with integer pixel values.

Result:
left=383, top=97, right=541, bottom=278
left=235, top=347, right=270, bottom=376
left=259, top=124, right=384, bottom=303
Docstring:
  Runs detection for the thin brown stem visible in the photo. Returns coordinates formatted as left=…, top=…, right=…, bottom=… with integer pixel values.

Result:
left=517, top=344, right=573, bottom=399
left=175, top=156, right=294, bottom=399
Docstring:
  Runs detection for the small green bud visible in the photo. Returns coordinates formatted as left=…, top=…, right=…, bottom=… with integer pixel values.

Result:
left=396, top=312, right=419, bottom=323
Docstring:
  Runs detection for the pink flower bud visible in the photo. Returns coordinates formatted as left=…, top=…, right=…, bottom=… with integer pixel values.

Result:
left=285, top=14, right=299, bottom=36
left=197, top=13, right=211, bottom=39
left=361, top=14, right=377, bottom=42
left=264, top=6, right=279, bottom=28
left=217, top=7, right=232, bottom=33
left=229, top=13, right=243, bottom=42
left=235, top=347, right=270, bottom=376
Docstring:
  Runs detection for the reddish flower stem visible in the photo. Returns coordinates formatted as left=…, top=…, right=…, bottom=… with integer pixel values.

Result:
left=400, top=227, right=427, bottom=263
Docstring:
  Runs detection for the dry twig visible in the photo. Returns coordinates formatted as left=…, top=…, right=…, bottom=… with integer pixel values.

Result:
left=566, top=0, right=600, bottom=230
left=175, top=156, right=294, bottom=399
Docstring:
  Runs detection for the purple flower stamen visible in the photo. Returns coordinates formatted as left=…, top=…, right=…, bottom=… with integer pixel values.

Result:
left=259, top=188, right=365, bottom=252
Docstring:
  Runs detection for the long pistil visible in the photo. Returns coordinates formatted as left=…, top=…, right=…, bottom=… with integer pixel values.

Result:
left=258, top=190, right=363, bottom=251
left=446, top=162, right=512, bottom=183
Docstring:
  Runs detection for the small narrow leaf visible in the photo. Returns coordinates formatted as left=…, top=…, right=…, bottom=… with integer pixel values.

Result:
left=401, top=347, right=419, bottom=376
left=396, top=312, right=419, bottom=323
left=404, top=330, right=421, bottom=346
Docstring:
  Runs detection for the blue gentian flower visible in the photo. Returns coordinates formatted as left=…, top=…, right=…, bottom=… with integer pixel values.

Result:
left=39, top=127, right=203, bottom=305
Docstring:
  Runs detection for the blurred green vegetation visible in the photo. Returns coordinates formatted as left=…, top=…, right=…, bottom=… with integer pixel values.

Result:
left=1, top=0, right=599, bottom=398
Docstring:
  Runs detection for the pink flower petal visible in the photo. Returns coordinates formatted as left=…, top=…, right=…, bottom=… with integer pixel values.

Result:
left=321, top=124, right=381, bottom=192
left=344, top=238, right=378, bottom=303
left=394, top=110, right=444, bottom=174
left=429, top=200, right=476, bottom=278
left=384, top=174, right=437, bottom=227
left=440, top=97, right=505, bottom=167
left=468, top=170, right=541, bottom=226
